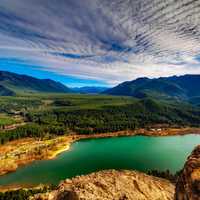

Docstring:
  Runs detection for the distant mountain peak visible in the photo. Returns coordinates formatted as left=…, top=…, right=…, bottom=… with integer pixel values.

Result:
left=72, top=86, right=109, bottom=94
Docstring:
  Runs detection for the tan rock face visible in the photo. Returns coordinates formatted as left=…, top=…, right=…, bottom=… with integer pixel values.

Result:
left=32, top=170, right=174, bottom=200
left=175, top=145, right=200, bottom=200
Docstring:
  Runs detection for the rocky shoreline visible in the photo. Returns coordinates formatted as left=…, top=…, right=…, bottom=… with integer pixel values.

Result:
left=31, top=169, right=175, bottom=200
left=29, top=145, right=200, bottom=200
left=0, top=127, right=200, bottom=190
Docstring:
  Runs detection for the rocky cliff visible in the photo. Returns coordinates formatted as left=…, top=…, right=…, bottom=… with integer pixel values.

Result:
left=32, top=170, right=174, bottom=200
left=175, top=145, right=200, bottom=200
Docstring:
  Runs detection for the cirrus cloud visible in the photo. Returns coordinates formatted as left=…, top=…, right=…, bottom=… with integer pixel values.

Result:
left=0, top=0, right=200, bottom=85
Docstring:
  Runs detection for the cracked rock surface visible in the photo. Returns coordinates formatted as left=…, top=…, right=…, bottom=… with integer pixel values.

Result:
left=32, top=169, right=174, bottom=200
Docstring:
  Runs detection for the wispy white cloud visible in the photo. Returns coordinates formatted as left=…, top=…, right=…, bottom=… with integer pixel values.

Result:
left=0, top=0, right=200, bottom=85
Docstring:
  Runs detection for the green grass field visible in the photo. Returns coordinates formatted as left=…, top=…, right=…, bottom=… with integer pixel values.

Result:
left=0, top=93, right=137, bottom=113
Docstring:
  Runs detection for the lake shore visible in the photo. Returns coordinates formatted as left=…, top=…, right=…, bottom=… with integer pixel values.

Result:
left=43, top=126, right=200, bottom=160
left=0, top=126, right=200, bottom=191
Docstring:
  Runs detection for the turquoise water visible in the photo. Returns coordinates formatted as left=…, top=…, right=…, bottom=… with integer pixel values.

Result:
left=0, top=135, right=200, bottom=186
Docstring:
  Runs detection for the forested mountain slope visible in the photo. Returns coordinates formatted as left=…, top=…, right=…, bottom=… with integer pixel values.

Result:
left=0, top=71, right=72, bottom=95
left=104, top=75, right=200, bottom=102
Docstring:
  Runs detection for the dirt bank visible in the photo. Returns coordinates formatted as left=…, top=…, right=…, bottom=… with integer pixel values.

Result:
left=0, top=127, right=200, bottom=180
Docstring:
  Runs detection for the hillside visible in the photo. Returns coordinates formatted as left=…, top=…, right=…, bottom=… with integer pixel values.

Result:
left=103, top=75, right=200, bottom=102
left=0, top=85, right=15, bottom=96
left=0, top=71, right=72, bottom=95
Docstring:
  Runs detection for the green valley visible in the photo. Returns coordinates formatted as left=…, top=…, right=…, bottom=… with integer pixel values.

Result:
left=0, top=92, right=200, bottom=145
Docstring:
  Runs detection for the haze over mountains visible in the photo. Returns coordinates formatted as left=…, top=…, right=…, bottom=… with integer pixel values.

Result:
left=72, top=86, right=109, bottom=94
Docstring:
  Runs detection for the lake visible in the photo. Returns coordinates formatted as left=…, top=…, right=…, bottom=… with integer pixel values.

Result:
left=0, top=134, right=200, bottom=186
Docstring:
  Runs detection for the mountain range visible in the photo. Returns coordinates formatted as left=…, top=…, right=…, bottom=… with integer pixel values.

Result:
left=72, top=86, right=109, bottom=94
left=103, top=75, right=200, bottom=103
left=1, top=70, right=200, bottom=106
left=0, top=71, right=72, bottom=95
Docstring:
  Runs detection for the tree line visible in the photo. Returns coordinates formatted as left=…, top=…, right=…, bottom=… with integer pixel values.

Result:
left=0, top=185, right=54, bottom=200
left=1, top=98, right=200, bottom=143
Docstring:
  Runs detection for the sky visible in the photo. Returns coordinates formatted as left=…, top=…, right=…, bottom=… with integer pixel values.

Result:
left=0, top=0, right=200, bottom=87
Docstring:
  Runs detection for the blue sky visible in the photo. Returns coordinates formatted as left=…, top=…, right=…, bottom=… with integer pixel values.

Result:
left=0, top=0, right=200, bottom=86
left=0, top=58, right=107, bottom=87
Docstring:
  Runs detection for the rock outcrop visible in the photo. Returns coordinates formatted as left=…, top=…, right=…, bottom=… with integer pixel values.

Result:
left=32, top=170, right=174, bottom=200
left=175, top=145, right=200, bottom=200
left=31, top=145, right=200, bottom=200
